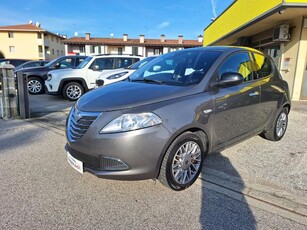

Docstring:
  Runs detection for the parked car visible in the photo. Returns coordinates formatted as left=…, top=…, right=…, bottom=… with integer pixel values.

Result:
left=0, top=59, right=31, bottom=68
left=15, top=55, right=87, bottom=94
left=65, top=47, right=290, bottom=191
left=45, top=55, right=142, bottom=101
left=15, top=60, right=49, bottom=71
left=96, top=56, right=157, bottom=87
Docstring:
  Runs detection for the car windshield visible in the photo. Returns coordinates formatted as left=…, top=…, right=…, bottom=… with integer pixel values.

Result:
left=128, top=56, right=157, bottom=70
left=129, top=50, right=222, bottom=86
left=77, top=57, right=93, bottom=69
left=45, top=58, right=61, bottom=67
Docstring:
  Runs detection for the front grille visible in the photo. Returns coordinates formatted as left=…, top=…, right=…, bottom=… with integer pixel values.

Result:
left=67, top=107, right=101, bottom=141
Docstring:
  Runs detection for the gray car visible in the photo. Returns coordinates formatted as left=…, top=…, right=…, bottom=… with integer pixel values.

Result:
left=65, top=47, right=291, bottom=191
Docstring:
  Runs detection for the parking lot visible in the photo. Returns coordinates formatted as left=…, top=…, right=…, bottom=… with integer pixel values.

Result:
left=0, top=94, right=306, bottom=229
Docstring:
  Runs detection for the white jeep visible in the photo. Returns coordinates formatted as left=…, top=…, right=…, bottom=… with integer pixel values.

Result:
left=45, top=55, right=141, bottom=100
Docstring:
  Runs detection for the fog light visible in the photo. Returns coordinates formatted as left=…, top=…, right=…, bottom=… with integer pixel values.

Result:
left=100, top=156, right=129, bottom=171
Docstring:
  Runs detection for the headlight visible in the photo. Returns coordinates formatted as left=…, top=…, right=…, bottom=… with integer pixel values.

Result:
left=47, top=74, right=52, bottom=81
left=106, top=71, right=129, bottom=80
left=100, top=113, right=162, bottom=133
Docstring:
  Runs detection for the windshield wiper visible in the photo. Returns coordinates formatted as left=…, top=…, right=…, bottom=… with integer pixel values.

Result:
left=131, top=78, right=163, bottom=84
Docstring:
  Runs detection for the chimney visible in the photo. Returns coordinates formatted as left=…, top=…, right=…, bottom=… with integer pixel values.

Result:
left=160, top=34, right=165, bottom=42
left=123, top=34, right=128, bottom=41
left=198, top=35, right=203, bottom=43
left=139, top=35, right=145, bottom=43
left=85, top=33, right=90, bottom=40
left=178, top=35, right=183, bottom=44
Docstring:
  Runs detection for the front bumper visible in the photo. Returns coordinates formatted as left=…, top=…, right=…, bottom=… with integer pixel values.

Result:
left=66, top=116, right=172, bottom=180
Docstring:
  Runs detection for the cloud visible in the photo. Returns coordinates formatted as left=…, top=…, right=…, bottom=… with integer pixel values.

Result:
left=157, top=21, right=170, bottom=30
left=211, top=0, right=217, bottom=18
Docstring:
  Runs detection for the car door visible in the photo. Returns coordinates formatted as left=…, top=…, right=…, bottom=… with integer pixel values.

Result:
left=87, top=58, right=115, bottom=88
left=211, top=51, right=261, bottom=149
left=251, top=52, right=284, bottom=128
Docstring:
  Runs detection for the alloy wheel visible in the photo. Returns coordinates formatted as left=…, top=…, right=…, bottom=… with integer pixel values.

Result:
left=171, top=141, right=202, bottom=185
left=276, top=112, right=288, bottom=137
left=66, top=85, right=82, bottom=100
left=28, top=79, right=42, bottom=94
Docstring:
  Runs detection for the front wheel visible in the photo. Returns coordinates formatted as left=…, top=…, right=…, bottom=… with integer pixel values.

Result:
left=260, top=107, right=288, bottom=141
left=28, top=77, right=44, bottom=94
left=158, top=131, right=207, bottom=191
left=62, top=82, right=84, bottom=101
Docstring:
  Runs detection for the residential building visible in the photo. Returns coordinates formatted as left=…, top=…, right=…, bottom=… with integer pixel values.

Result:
left=0, top=23, right=66, bottom=60
left=64, top=33, right=203, bottom=57
left=203, top=0, right=307, bottom=101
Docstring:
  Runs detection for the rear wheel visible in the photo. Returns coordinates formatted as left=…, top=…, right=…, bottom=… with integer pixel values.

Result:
left=159, top=131, right=207, bottom=191
left=28, top=77, right=44, bottom=94
left=62, top=82, right=84, bottom=101
left=260, top=107, right=288, bottom=141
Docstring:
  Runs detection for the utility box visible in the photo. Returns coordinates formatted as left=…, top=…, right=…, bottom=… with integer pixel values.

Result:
left=0, top=64, right=18, bottom=119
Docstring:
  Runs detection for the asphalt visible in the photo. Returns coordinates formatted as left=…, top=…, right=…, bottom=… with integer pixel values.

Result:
left=0, top=95, right=306, bottom=228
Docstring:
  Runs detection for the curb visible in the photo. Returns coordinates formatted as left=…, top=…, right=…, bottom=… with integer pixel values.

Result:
left=197, top=168, right=307, bottom=225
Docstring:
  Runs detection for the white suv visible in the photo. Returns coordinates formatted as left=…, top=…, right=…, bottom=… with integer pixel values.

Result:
left=45, top=55, right=141, bottom=100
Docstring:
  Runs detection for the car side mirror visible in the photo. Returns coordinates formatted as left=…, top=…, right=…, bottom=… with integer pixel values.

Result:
left=92, top=65, right=100, bottom=71
left=211, top=72, right=244, bottom=88
left=54, top=62, right=61, bottom=69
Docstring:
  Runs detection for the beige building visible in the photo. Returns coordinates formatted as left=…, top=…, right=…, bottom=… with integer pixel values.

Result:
left=0, top=23, right=66, bottom=60
left=204, top=0, right=307, bottom=101
left=64, top=33, right=203, bottom=57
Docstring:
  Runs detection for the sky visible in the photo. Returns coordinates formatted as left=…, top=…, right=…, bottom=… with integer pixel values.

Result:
left=0, top=0, right=234, bottom=40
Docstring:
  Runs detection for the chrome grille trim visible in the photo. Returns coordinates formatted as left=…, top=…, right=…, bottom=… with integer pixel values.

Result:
left=67, top=106, right=101, bottom=142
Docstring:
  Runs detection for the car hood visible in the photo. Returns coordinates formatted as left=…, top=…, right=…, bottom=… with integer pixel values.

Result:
left=49, top=68, right=78, bottom=75
left=76, top=81, right=197, bottom=112
left=15, top=66, right=47, bottom=73
left=97, top=68, right=133, bottom=79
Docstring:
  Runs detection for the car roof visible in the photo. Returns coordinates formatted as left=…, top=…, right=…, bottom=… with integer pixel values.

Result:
left=178, top=46, right=264, bottom=55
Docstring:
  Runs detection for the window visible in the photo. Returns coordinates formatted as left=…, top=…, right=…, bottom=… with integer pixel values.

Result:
left=218, top=52, right=254, bottom=82
left=51, top=36, right=53, bottom=42
left=90, top=46, right=95, bottom=53
left=57, top=50, right=59, bottom=56
left=56, top=58, right=74, bottom=68
left=9, top=46, right=15, bottom=52
left=52, top=49, right=55, bottom=55
left=79, top=46, right=85, bottom=53
left=252, top=53, right=273, bottom=79
left=154, top=48, right=161, bottom=55
left=8, top=32, right=14, bottom=38
left=37, top=33, right=42, bottom=39
left=91, top=58, right=114, bottom=70
left=115, top=58, right=138, bottom=68
left=38, top=46, right=43, bottom=53
left=118, top=47, right=123, bottom=55
left=98, top=46, right=101, bottom=54
left=132, top=47, right=138, bottom=55
left=76, top=58, right=86, bottom=66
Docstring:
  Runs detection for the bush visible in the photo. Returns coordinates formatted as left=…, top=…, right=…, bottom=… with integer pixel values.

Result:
left=0, top=50, right=4, bottom=59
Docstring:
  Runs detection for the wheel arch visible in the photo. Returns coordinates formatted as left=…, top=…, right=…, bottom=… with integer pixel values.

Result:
left=155, top=126, right=210, bottom=179
left=59, top=78, right=89, bottom=94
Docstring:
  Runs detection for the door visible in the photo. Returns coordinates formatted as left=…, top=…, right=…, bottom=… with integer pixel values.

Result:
left=212, top=52, right=261, bottom=148
left=87, top=58, right=115, bottom=88
left=301, top=62, right=307, bottom=100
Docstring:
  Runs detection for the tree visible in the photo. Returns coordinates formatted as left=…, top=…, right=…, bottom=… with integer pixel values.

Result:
left=0, top=50, right=4, bottom=59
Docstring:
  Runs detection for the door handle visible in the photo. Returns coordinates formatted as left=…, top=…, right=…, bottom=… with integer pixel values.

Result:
left=249, top=91, right=260, bottom=97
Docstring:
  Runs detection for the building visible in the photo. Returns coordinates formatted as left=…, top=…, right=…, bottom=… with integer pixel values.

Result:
left=0, top=23, right=66, bottom=60
left=64, top=33, right=203, bottom=57
left=203, top=0, right=307, bottom=101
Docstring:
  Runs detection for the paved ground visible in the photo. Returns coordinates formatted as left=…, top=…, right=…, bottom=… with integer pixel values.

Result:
left=0, top=119, right=306, bottom=229
left=0, top=94, right=306, bottom=229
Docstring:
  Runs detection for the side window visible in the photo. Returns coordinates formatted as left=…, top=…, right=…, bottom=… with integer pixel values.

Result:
left=115, top=58, right=134, bottom=68
left=76, top=58, right=85, bottom=66
left=93, top=58, right=114, bottom=70
left=218, top=52, right=254, bottom=82
left=58, top=58, right=74, bottom=68
left=253, top=53, right=273, bottom=79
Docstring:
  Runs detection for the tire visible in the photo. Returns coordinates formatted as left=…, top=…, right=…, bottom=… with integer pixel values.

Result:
left=260, top=107, right=288, bottom=141
left=158, top=131, right=207, bottom=191
left=62, top=82, right=84, bottom=101
left=27, top=77, right=44, bottom=94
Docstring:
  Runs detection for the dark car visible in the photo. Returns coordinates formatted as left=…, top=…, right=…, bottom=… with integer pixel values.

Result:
left=0, top=59, right=31, bottom=68
left=15, top=60, right=49, bottom=71
left=15, top=55, right=87, bottom=94
left=65, top=47, right=290, bottom=191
